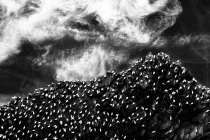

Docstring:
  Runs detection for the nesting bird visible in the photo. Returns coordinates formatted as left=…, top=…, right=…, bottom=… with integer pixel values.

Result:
left=0, top=52, right=210, bottom=140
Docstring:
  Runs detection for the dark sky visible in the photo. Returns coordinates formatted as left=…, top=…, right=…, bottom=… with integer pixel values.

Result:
left=164, top=0, right=210, bottom=87
left=0, top=0, right=210, bottom=99
left=164, top=0, right=210, bottom=36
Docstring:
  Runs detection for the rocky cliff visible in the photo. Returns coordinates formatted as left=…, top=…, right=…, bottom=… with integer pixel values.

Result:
left=0, top=52, right=210, bottom=140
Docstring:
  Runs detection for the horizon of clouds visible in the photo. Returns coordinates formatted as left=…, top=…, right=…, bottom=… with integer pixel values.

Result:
left=0, top=0, right=182, bottom=81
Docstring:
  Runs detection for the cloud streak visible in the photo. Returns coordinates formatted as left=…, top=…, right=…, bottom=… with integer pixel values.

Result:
left=0, top=0, right=182, bottom=80
left=55, top=45, right=126, bottom=81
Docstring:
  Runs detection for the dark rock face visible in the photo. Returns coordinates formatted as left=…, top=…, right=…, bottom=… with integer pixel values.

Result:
left=0, top=52, right=210, bottom=140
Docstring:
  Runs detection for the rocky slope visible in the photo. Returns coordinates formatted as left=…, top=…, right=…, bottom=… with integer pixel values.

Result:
left=0, top=52, right=210, bottom=140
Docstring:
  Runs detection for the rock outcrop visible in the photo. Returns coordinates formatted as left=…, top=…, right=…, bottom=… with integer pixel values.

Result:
left=0, top=52, right=210, bottom=140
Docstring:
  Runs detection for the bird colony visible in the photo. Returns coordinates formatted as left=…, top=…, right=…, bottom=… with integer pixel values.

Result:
left=0, top=52, right=210, bottom=140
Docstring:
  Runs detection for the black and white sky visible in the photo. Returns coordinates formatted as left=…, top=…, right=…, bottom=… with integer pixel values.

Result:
left=0, top=0, right=210, bottom=105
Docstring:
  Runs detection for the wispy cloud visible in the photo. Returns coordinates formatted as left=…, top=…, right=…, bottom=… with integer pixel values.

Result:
left=0, top=0, right=182, bottom=80
left=55, top=45, right=126, bottom=81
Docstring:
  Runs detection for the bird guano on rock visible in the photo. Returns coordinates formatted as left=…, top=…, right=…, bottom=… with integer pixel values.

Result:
left=0, top=52, right=210, bottom=140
